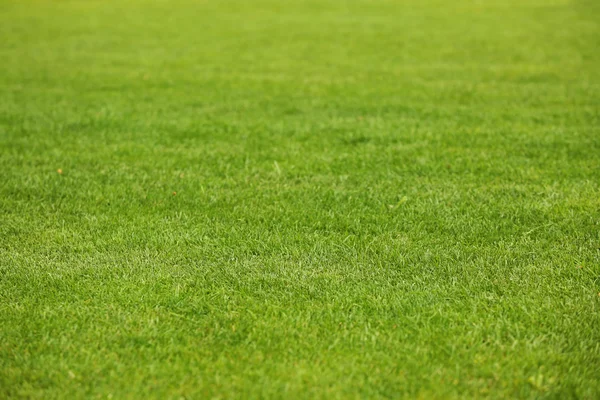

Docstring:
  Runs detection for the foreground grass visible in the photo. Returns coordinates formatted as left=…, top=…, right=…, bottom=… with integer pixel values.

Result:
left=1, top=0, right=599, bottom=398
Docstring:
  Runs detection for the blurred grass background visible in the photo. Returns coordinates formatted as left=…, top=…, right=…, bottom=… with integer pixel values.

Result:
left=1, top=0, right=599, bottom=398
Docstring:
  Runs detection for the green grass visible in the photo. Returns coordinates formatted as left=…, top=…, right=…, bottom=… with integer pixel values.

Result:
left=1, top=0, right=600, bottom=398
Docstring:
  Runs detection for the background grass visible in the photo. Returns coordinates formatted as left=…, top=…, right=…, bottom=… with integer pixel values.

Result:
left=1, top=0, right=600, bottom=398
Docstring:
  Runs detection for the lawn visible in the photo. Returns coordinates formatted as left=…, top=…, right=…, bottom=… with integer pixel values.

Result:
left=1, top=0, right=599, bottom=398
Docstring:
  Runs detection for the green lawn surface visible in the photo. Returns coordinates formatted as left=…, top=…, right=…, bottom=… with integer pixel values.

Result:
left=1, top=0, right=599, bottom=398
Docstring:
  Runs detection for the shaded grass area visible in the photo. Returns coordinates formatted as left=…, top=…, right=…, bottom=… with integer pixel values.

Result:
left=1, top=0, right=599, bottom=398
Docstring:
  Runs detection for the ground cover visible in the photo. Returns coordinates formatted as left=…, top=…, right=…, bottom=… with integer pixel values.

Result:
left=1, top=0, right=599, bottom=398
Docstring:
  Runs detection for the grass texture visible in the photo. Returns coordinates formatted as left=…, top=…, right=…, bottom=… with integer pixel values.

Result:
left=1, top=0, right=599, bottom=398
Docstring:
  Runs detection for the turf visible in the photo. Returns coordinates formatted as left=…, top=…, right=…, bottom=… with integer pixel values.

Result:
left=1, top=0, right=599, bottom=398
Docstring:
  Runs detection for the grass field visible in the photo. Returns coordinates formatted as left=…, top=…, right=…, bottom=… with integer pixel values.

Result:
left=1, top=0, right=600, bottom=398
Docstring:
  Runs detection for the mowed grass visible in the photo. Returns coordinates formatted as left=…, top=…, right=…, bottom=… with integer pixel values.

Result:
left=1, top=0, right=600, bottom=398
